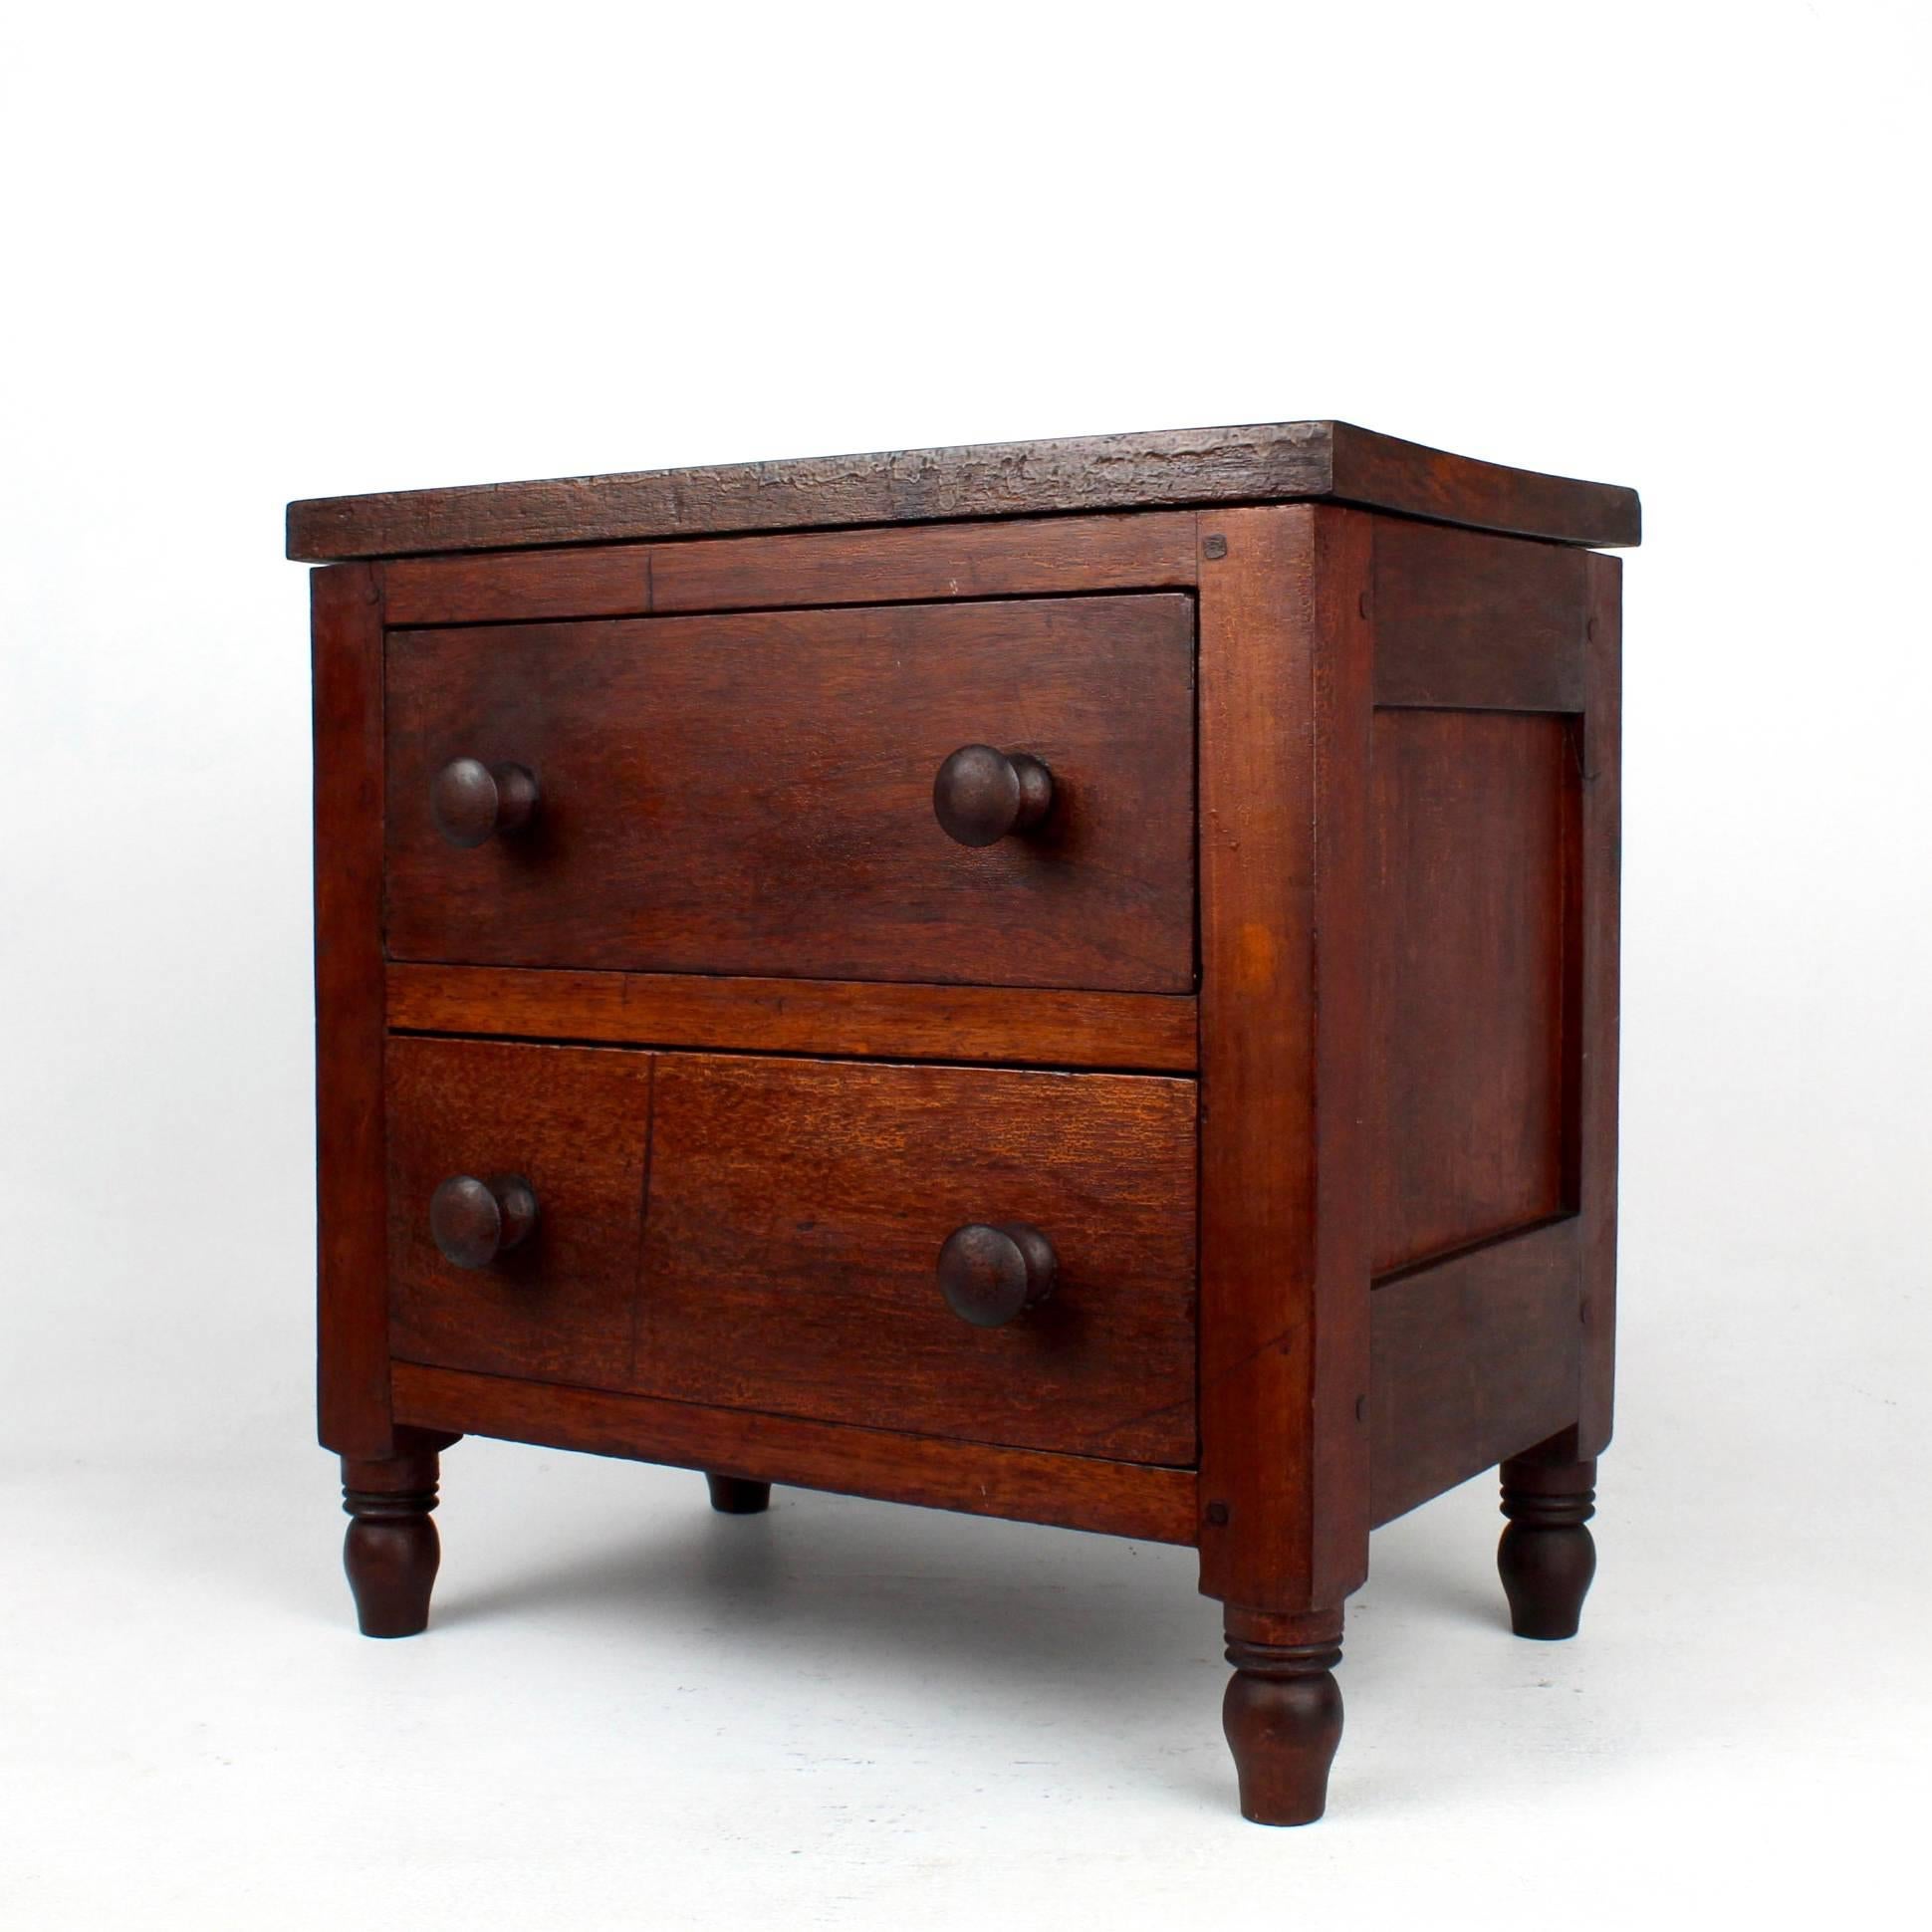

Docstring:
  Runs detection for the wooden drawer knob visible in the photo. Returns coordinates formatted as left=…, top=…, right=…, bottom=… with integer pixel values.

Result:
left=431, top=758, right=540, bottom=848
left=429, top=1173, right=539, bottom=1269
left=936, top=1222, right=1057, bottom=1327
left=932, top=745, right=1053, bottom=847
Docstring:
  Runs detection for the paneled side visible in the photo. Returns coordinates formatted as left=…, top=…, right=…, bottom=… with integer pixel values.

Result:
left=1368, top=1219, right=1580, bottom=1525
left=1368, top=710, right=1578, bottom=1277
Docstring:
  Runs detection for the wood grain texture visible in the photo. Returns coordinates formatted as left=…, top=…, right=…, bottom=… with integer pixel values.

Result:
left=1370, top=518, right=1587, bottom=712
left=1575, top=554, right=1622, bottom=1456
left=1194, top=505, right=1374, bottom=1616
left=390, top=1362, right=1198, bottom=1545
left=288, top=420, right=1640, bottom=561
left=383, top=595, right=1196, bottom=992
left=386, top=963, right=1198, bottom=1070
left=1367, top=710, right=1578, bottom=1276
left=1368, top=1220, right=1581, bottom=1527
left=387, top=1042, right=1198, bottom=1462
left=1328, top=425, right=1638, bottom=555
left=383, top=512, right=1199, bottom=627
left=636, top=1055, right=1197, bottom=1462
left=313, top=562, right=393, bottom=1458
left=387, top=1038, right=654, bottom=1385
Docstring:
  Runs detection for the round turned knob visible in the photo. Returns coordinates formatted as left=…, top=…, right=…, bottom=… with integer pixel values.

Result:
left=932, top=745, right=1053, bottom=847
left=936, top=1222, right=1058, bottom=1328
left=431, top=758, right=540, bottom=848
left=429, top=1173, right=539, bottom=1269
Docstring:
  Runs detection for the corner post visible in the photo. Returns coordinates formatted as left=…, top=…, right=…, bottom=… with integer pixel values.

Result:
left=1195, top=505, right=1375, bottom=1822
left=1575, top=553, right=1622, bottom=1458
left=313, top=561, right=397, bottom=1461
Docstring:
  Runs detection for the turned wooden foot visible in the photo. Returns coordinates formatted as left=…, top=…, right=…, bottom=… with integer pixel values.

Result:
left=705, top=1473, right=772, bottom=1515
left=342, top=1443, right=446, bottom=1637
left=1221, top=1609, right=1344, bottom=1825
left=1498, top=1452, right=1597, bottom=1640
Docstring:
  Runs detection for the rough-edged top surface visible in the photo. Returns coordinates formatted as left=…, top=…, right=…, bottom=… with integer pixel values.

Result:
left=287, top=420, right=1640, bottom=562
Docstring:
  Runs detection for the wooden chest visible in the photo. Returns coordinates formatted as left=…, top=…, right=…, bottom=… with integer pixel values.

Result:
left=291, top=421, right=1637, bottom=1823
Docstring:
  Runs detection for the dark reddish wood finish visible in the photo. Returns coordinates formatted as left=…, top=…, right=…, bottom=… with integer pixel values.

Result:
left=705, top=1474, right=772, bottom=1515
left=1222, top=1606, right=1347, bottom=1826
left=1367, top=1220, right=1581, bottom=1526
left=428, top=1171, right=539, bottom=1270
left=341, top=1430, right=456, bottom=1637
left=1367, top=709, right=1578, bottom=1276
left=1370, top=515, right=1588, bottom=711
left=429, top=757, right=539, bottom=849
left=392, top=1362, right=1198, bottom=1545
left=303, top=434, right=1631, bottom=1824
left=383, top=595, right=1195, bottom=993
left=386, top=963, right=1198, bottom=1072
left=935, top=1222, right=1058, bottom=1328
left=1195, top=506, right=1373, bottom=1619
left=931, top=744, right=1054, bottom=847
left=637, top=1055, right=1197, bottom=1462
left=1193, top=507, right=1374, bottom=1811
left=388, top=1040, right=1196, bottom=1461
left=387, top=1038, right=654, bottom=1386
left=312, top=562, right=393, bottom=1460
left=1498, top=1448, right=1598, bottom=1639
left=380, top=512, right=1200, bottom=627
left=289, top=421, right=1638, bottom=561
left=1576, top=554, right=1623, bottom=1457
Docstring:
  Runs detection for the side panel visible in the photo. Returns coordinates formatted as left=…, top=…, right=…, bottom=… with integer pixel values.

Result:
left=1368, top=1221, right=1581, bottom=1525
left=1367, top=709, right=1578, bottom=1275
left=1364, top=521, right=1622, bottom=1496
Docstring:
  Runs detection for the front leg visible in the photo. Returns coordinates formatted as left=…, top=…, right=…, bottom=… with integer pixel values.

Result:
left=1220, top=1606, right=1345, bottom=1825
left=341, top=1434, right=454, bottom=1637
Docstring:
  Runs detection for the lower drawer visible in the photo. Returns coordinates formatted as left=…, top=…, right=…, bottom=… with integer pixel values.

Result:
left=386, top=1039, right=1198, bottom=1464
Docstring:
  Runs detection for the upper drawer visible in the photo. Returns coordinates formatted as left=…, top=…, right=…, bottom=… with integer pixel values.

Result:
left=383, top=594, right=1195, bottom=992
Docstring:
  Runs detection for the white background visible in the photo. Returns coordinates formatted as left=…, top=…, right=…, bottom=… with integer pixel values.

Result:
left=4, top=2, right=1928, bottom=1925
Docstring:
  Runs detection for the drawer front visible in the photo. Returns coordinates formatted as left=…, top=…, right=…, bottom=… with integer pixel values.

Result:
left=383, top=594, right=1195, bottom=993
left=387, top=1037, right=652, bottom=1387
left=635, top=1053, right=1197, bottom=1462
left=387, top=1039, right=1198, bottom=1464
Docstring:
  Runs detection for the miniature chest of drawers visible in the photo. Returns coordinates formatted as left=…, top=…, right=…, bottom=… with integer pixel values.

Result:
left=290, top=421, right=1637, bottom=1823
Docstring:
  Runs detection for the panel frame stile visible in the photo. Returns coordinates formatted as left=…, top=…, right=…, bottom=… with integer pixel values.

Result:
left=313, top=561, right=396, bottom=1459
left=1194, top=505, right=1375, bottom=1621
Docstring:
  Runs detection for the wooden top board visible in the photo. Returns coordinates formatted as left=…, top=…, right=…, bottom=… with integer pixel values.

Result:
left=288, top=419, right=1639, bottom=562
